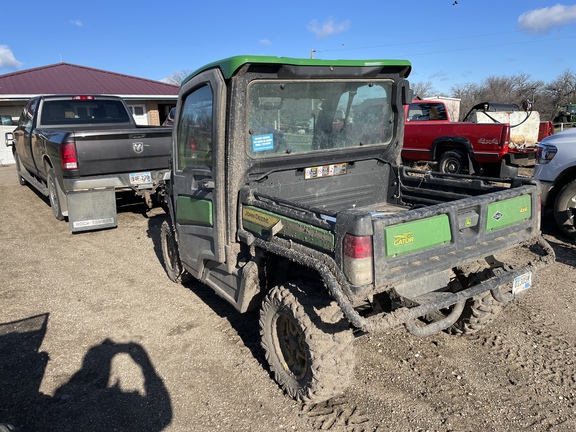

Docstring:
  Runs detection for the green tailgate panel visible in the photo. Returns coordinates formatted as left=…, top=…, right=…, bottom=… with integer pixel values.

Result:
left=176, top=196, right=213, bottom=226
left=486, top=195, right=531, bottom=231
left=384, top=214, right=452, bottom=258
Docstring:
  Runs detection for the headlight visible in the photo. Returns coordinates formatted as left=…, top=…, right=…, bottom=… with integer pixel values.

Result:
left=537, top=144, right=557, bottom=164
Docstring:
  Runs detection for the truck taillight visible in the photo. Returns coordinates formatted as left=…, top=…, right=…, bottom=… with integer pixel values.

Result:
left=61, top=141, right=78, bottom=170
left=343, top=234, right=374, bottom=285
left=502, top=125, right=510, bottom=147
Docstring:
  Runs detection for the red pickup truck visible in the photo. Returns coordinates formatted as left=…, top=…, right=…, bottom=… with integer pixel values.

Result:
left=401, top=100, right=538, bottom=177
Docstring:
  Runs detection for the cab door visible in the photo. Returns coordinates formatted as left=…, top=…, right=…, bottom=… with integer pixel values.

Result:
left=13, top=98, right=39, bottom=173
left=171, top=69, right=226, bottom=278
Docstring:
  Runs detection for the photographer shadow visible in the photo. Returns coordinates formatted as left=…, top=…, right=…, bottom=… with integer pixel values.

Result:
left=1, top=315, right=172, bottom=432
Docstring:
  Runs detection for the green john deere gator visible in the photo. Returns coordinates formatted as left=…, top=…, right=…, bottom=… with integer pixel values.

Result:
left=159, top=56, right=554, bottom=403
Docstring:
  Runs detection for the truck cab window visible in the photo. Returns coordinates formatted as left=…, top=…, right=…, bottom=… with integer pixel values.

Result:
left=176, top=85, right=213, bottom=171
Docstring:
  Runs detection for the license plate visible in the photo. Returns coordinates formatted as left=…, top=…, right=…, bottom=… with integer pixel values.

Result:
left=512, top=271, right=532, bottom=295
left=130, top=172, right=152, bottom=185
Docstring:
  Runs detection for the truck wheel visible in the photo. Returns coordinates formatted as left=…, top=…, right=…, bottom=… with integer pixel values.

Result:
left=14, top=152, right=26, bottom=185
left=259, top=281, right=355, bottom=403
left=160, top=220, right=187, bottom=283
left=553, top=180, right=576, bottom=239
left=47, top=168, right=65, bottom=221
left=447, top=290, right=503, bottom=335
left=438, top=150, right=466, bottom=174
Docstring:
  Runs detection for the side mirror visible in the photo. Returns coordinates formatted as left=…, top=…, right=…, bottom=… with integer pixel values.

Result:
left=5, top=132, right=14, bottom=147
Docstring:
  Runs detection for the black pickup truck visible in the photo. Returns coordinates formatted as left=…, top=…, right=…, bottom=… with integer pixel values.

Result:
left=5, top=95, right=172, bottom=232
left=159, top=56, right=555, bottom=403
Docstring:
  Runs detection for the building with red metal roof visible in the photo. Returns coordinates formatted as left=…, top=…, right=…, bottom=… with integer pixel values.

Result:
left=0, top=62, right=179, bottom=126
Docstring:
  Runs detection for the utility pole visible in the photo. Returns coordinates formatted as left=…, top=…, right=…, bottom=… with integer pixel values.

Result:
left=310, top=49, right=316, bottom=59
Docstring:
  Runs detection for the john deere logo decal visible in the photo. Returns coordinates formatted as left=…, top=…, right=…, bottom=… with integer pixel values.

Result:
left=393, top=232, right=415, bottom=246
left=492, top=211, right=503, bottom=221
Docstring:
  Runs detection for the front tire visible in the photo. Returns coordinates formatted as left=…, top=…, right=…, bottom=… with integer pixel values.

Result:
left=47, top=168, right=64, bottom=220
left=553, top=180, right=576, bottom=239
left=438, top=150, right=467, bottom=174
left=259, top=281, right=355, bottom=403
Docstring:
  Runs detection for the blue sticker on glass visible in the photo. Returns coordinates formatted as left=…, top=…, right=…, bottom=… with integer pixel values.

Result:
left=252, top=134, right=274, bottom=152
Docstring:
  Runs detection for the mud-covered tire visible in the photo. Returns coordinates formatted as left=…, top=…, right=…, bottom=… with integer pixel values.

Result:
left=47, top=168, right=65, bottom=221
left=553, top=180, right=576, bottom=239
left=447, top=290, right=503, bottom=335
left=438, top=150, right=467, bottom=174
left=259, top=281, right=355, bottom=403
left=160, top=219, right=186, bottom=283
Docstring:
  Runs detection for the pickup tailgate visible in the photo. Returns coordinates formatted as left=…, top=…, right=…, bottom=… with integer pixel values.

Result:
left=71, top=128, right=172, bottom=177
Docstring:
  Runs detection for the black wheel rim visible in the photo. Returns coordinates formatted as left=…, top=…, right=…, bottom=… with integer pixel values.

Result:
left=444, top=158, right=461, bottom=174
left=276, top=313, right=308, bottom=380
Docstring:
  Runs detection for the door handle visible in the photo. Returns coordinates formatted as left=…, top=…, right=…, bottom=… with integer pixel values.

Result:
left=200, top=179, right=215, bottom=190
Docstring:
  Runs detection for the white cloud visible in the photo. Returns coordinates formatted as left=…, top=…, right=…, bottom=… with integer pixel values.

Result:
left=71, top=19, right=83, bottom=27
left=518, top=4, right=576, bottom=34
left=0, top=45, right=22, bottom=70
left=260, top=39, right=272, bottom=46
left=307, top=17, right=350, bottom=40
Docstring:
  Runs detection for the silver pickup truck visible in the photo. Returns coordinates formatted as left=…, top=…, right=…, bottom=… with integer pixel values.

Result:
left=535, top=128, right=576, bottom=239
left=5, top=95, right=172, bottom=232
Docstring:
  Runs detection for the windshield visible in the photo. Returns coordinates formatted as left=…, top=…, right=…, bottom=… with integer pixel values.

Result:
left=247, top=80, right=394, bottom=157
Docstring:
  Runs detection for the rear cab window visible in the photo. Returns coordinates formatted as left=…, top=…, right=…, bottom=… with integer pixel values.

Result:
left=246, top=80, right=394, bottom=158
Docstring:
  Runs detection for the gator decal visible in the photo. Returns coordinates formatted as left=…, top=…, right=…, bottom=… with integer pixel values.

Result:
left=242, top=206, right=334, bottom=251
left=486, top=195, right=531, bottom=231
left=176, top=196, right=213, bottom=227
left=384, top=214, right=451, bottom=257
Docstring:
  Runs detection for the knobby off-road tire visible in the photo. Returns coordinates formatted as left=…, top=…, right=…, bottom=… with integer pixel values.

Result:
left=553, top=179, right=576, bottom=239
left=438, top=150, right=466, bottom=175
left=259, top=281, right=355, bottom=403
left=448, top=290, right=503, bottom=335
left=160, top=219, right=186, bottom=283
left=47, top=168, right=64, bottom=221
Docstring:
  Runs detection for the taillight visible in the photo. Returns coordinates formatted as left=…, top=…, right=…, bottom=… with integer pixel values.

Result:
left=501, top=125, right=510, bottom=147
left=61, top=140, right=78, bottom=170
left=343, top=234, right=374, bottom=285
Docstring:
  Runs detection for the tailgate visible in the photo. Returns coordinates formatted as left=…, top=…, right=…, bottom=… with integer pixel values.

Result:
left=371, top=185, right=539, bottom=288
left=72, top=128, right=172, bottom=177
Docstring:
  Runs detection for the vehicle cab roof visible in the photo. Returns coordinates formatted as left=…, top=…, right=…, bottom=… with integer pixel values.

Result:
left=182, top=55, right=412, bottom=84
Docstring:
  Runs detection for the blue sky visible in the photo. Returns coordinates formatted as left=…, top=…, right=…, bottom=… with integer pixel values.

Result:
left=1, top=1, right=576, bottom=95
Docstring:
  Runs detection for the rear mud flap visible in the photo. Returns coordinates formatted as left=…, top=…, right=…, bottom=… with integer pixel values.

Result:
left=67, top=188, right=117, bottom=233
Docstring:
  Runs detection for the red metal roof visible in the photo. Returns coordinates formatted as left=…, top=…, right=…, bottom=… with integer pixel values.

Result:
left=0, top=63, right=179, bottom=96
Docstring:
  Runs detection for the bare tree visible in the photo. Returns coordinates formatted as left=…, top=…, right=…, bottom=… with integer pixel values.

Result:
left=410, top=81, right=439, bottom=100
left=541, top=69, right=576, bottom=121
left=164, top=70, right=193, bottom=86
left=450, top=75, right=544, bottom=121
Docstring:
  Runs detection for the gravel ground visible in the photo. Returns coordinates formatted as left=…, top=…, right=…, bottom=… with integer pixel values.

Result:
left=1, top=164, right=575, bottom=432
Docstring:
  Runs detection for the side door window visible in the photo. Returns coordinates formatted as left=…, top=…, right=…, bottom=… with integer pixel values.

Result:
left=176, top=85, right=213, bottom=171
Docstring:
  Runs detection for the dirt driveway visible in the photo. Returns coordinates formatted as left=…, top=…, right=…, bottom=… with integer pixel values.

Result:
left=1, top=164, right=575, bottom=432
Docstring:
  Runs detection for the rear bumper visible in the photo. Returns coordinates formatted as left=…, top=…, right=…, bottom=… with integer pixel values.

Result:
left=62, top=169, right=169, bottom=192
left=508, top=151, right=537, bottom=166
left=247, top=232, right=555, bottom=337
